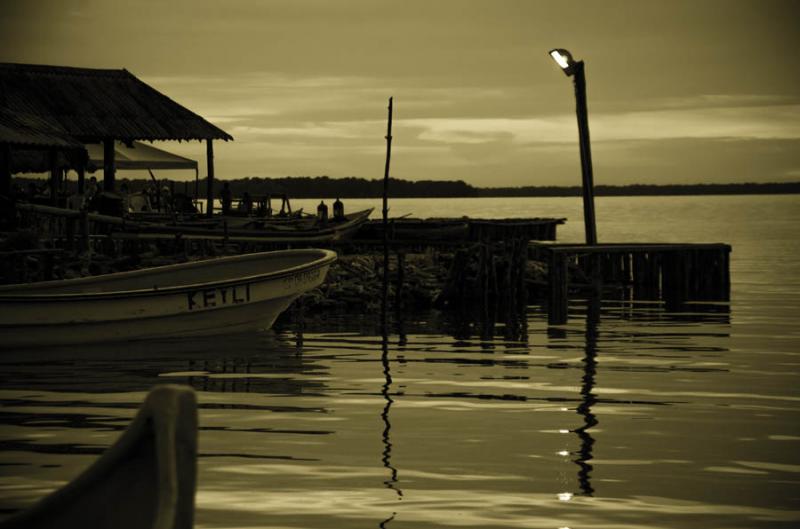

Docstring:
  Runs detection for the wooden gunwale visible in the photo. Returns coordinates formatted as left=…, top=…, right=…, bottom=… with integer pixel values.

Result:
left=0, top=249, right=336, bottom=302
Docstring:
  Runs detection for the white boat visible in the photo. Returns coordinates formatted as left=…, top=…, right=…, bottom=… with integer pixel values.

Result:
left=0, top=249, right=336, bottom=348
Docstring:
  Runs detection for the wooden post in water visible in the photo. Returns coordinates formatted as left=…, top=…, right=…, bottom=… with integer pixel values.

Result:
left=382, top=97, right=394, bottom=312
left=548, top=250, right=569, bottom=325
left=479, top=239, right=489, bottom=321
left=206, top=139, right=215, bottom=218
left=395, top=252, right=405, bottom=312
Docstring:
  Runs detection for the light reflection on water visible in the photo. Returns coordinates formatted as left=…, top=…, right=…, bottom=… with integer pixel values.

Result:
left=1, top=195, right=800, bottom=528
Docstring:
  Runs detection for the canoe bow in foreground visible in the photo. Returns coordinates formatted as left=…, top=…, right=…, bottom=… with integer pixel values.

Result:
left=0, top=249, right=337, bottom=348
left=0, top=385, right=198, bottom=529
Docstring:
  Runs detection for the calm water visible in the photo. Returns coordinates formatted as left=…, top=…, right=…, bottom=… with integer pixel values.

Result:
left=1, top=195, right=799, bottom=528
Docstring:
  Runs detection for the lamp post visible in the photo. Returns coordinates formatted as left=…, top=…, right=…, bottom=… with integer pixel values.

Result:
left=549, top=48, right=597, bottom=245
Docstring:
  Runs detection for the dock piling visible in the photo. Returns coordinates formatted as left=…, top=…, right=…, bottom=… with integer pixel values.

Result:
left=536, top=243, right=731, bottom=324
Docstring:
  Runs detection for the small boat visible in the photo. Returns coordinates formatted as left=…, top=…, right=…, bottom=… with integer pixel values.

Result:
left=0, top=249, right=336, bottom=348
left=0, top=384, right=197, bottom=529
left=15, top=202, right=373, bottom=246
left=168, top=208, right=374, bottom=242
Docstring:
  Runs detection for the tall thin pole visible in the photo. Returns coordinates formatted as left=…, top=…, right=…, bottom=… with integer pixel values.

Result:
left=206, top=139, right=215, bottom=218
left=382, top=97, right=394, bottom=315
left=573, top=61, right=597, bottom=245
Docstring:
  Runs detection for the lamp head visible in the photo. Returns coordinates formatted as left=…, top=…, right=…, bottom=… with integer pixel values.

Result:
left=549, top=48, right=577, bottom=76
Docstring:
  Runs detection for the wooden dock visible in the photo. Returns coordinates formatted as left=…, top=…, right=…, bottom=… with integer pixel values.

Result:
left=4, top=202, right=734, bottom=329
left=530, top=242, right=732, bottom=324
left=356, top=217, right=564, bottom=243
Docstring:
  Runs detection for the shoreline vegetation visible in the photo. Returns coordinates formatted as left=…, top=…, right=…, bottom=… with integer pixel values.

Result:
left=14, top=175, right=800, bottom=198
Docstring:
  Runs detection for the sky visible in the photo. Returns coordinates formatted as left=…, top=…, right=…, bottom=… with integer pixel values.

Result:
left=2, top=0, right=799, bottom=187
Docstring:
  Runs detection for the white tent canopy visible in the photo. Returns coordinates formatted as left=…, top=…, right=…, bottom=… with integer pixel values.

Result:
left=86, top=141, right=198, bottom=172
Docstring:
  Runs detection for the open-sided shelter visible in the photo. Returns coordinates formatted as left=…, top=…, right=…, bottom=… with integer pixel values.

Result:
left=0, top=63, right=232, bottom=215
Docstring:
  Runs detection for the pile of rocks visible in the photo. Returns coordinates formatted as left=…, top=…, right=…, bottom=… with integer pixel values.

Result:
left=300, top=252, right=449, bottom=313
left=299, top=248, right=550, bottom=314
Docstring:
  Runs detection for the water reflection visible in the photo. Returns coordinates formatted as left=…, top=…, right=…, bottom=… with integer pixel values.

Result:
left=380, top=323, right=402, bottom=500
left=0, top=289, right=754, bottom=529
left=378, top=292, right=403, bottom=528
left=445, top=304, right=530, bottom=346
left=573, top=297, right=599, bottom=496
left=547, top=295, right=733, bottom=500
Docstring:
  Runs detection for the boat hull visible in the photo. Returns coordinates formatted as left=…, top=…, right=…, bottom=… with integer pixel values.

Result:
left=0, top=249, right=336, bottom=348
left=0, top=385, right=197, bottom=529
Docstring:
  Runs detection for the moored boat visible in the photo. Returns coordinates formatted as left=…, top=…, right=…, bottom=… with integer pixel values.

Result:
left=0, top=249, right=336, bottom=348
left=0, top=384, right=197, bottom=529
left=172, top=207, right=374, bottom=241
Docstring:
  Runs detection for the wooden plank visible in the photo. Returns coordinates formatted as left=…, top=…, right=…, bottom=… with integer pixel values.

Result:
left=536, top=242, right=731, bottom=253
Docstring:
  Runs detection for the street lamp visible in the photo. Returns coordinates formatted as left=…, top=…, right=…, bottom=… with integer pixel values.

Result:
left=549, top=48, right=597, bottom=245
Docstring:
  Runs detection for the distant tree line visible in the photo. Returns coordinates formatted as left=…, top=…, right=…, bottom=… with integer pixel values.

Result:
left=217, top=176, right=480, bottom=198
left=480, top=182, right=800, bottom=197
left=12, top=174, right=800, bottom=198
left=210, top=177, right=800, bottom=197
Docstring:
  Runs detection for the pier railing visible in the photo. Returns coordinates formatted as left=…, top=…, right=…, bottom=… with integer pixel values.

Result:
left=530, top=242, right=732, bottom=324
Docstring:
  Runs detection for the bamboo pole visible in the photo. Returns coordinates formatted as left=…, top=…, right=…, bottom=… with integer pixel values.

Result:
left=382, top=97, right=394, bottom=314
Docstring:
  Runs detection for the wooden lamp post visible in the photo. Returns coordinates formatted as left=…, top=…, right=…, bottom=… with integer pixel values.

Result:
left=549, top=48, right=598, bottom=245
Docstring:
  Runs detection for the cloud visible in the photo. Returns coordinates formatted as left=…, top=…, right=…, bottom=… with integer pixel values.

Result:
left=403, top=104, right=800, bottom=145
left=230, top=123, right=374, bottom=140
left=136, top=70, right=800, bottom=185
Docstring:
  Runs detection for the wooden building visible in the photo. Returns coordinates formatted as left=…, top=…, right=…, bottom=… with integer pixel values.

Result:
left=0, top=63, right=232, bottom=215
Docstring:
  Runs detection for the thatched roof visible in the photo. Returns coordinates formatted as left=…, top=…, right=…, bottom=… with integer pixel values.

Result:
left=0, top=63, right=233, bottom=143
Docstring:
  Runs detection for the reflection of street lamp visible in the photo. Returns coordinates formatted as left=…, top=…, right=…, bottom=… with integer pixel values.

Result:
left=549, top=48, right=598, bottom=245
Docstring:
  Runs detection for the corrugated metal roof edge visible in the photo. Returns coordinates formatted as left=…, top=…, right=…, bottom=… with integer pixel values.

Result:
left=0, top=63, right=234, bottom=142
left=123, top=69, right=233, bottom=142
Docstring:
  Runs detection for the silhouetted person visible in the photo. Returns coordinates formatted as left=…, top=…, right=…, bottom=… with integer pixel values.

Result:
left=86, top=176, right=101, bottom=212
left=119, top=182, right=131, bottom=213
left=240, top=191, right=253, bottom=215
left=145, top=181, right=157, bottom=210
left=278, top=195, right=290, bottom=217
left=317, top=200, right=328, bottom=223
left=220, top=182, right=232, bottom=215
left=160, top=180, right=172, bottom=212
left=333, top=197, right=344, bottom=221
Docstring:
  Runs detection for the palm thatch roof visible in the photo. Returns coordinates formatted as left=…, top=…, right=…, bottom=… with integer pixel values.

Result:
left=0, top=63, right=233, bottom=143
